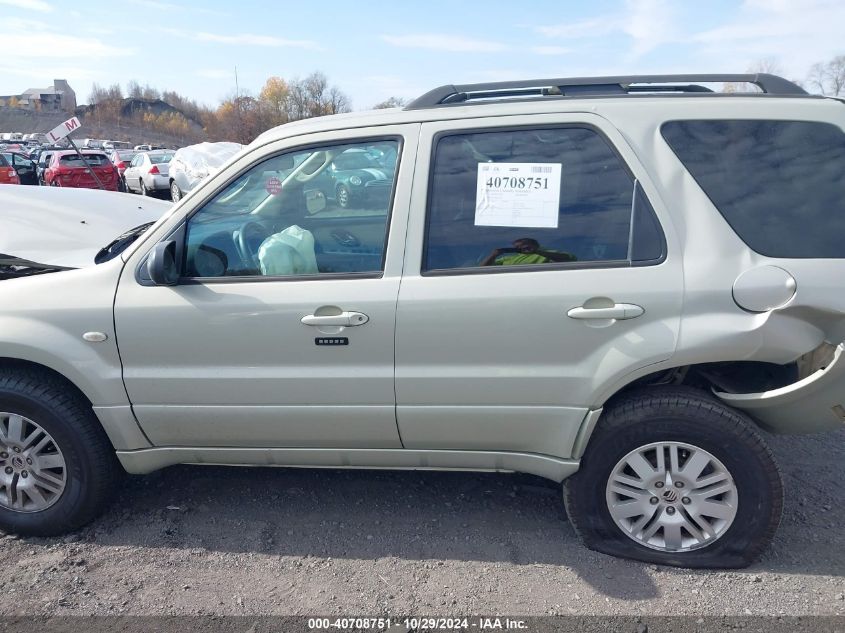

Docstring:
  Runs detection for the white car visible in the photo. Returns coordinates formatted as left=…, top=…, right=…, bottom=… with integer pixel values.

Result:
left=122, top=150, right=174, bottom=196
left=0, top=73, right=843, bottom=569
left=167, top=142, right=243, bottom=202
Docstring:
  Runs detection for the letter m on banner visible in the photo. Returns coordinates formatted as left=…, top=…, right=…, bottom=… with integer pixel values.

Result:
left=47, top=116, right=82, bottom=143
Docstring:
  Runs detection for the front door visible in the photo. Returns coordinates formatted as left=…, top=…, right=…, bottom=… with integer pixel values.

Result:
left=114, top=127, right=418, bottom=448
left=395, top=114, right=683, bottom=459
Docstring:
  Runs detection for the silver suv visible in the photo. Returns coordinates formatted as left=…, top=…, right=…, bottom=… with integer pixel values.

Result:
left=0, top=74, right=843, bottom=568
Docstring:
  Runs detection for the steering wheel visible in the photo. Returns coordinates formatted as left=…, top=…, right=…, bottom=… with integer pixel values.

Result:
left=234, top=221, right=271, bottom=272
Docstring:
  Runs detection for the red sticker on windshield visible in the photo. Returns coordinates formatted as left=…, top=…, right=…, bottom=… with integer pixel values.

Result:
left=266, top=176, right=282, bottom=195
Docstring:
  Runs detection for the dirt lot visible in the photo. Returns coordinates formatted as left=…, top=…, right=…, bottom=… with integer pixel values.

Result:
left=0, top=429, right=841, bottom=618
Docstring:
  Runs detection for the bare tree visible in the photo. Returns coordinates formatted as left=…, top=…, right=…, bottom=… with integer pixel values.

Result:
left=723, top=57, right=785, bottom=93
left=88, top=82, right=108, bottom=104
left=105, top=83, right=123, bottom=101
left=126, top=80, right=143, bottom=99
left=747, top=57, right=784, bottom=75
left=326, top=85, right=351, bottom=115
left=141, top=84, right=161, bottom=100
left=373, top=96, right=405, bottom=109
left=805, top=55, right=845, bottom=96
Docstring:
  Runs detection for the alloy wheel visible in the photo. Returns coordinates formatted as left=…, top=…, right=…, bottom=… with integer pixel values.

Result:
left=605, top=441, right=738, bottom=552
left=0, top=413, right=66, bottom=513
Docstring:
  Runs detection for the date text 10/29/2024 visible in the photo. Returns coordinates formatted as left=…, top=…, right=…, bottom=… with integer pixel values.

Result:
left=308, top=617, right=528, bottom=630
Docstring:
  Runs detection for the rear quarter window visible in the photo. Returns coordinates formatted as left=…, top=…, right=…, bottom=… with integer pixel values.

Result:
left=661, top=119, right=845, bottom=258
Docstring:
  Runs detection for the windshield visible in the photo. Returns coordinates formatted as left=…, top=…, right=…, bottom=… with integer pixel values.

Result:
left=149, top=154, right=173, bottom=164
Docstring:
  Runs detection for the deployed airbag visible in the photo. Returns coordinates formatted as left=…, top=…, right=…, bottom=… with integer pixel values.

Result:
left=257, top=224, right=319, bottom=276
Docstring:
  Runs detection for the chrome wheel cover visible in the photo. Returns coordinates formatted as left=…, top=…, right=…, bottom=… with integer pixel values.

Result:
left=605, top=441, right=738, bottom=552
left=0, top=413, right=67, bottom=513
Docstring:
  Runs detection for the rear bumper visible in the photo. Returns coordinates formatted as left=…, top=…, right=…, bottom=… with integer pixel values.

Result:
left=715, top=343, right=845, bottom=434
left=144, top=174, right=170, bottom=191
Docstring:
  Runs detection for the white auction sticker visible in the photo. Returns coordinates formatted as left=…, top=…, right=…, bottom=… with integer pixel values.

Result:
left=475, top=162, right=562, bottom=228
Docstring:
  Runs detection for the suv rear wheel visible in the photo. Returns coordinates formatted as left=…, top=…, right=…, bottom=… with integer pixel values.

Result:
left=0, top=368, right=121, bottom=535
left=564, top=387, right=783, bottom=568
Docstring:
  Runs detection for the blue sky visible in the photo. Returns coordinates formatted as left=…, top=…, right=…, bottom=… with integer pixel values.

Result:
left=1, top=0, right=843, bottom=109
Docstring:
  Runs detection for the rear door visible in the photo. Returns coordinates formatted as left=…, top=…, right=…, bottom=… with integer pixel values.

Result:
left=395, top=113, right=683, bottom=459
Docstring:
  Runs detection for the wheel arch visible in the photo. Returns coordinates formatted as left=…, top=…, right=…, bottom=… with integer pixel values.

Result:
left=579, top=352, right=827, bottom=450
left=0, top=356, right=149, bottom=452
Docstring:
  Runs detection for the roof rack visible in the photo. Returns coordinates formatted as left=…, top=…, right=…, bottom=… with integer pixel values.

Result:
left=404, top=74, right=807, bottom=109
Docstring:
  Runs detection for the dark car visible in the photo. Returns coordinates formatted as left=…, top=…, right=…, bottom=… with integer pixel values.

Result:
left=36, top=151, right=55, bottom=185
left=322, top=147, right=395, bottom=208
left=1, top=152, right=37, bottom=185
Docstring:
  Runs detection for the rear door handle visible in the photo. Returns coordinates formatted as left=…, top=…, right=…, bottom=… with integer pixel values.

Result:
left=567, top=303, right=644, bottom=320
left=301, top=311, right=369, bottom=327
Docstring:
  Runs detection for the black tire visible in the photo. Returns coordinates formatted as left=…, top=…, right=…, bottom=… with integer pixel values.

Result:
left=0, top=368, right=121, bottom=536
left=335, top=183, right=352, bottom=208
left=170, top=180, right=182, bottom=203
left=139, top=180, right=148, bottom=196
left=564, top=386, right=783, bottom=568
left=118, top=176, right=127, bottom=193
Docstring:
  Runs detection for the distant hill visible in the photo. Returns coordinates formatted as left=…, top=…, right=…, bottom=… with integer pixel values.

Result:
left=0, top=97, right=206, bottom=147
left=75, top=97, right=204, bottom=127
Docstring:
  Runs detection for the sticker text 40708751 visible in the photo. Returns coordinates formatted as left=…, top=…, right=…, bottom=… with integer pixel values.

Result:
left=475, top=162, right=562, bottom=229
left=484, top=176, right=550, bottom=190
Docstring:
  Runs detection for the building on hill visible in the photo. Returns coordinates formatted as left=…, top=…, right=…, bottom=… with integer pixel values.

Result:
left=0, top=79, right=76, bottom=113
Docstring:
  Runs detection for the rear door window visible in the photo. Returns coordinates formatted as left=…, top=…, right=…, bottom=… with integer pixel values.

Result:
left=423, top=126, right=664, bottom=272
left=662, top=120, right=845, bottom=258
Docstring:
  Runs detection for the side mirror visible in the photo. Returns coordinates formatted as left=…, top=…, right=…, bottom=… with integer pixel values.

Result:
left=305, top=189, right=327, bottom=214
left=147, top=240, right=179, bottom=286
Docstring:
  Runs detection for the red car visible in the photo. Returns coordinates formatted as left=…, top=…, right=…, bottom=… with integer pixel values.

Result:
left=44, top=150, right=119, bottom=191
left=0, top=154, right=20, bottom=185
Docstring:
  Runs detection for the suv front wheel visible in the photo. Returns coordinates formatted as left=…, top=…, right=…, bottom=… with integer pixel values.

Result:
left=564, top=387, right=783, bottom=568
left=0, top=368, right=121, bottom=536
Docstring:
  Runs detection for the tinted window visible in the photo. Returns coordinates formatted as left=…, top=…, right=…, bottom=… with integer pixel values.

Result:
left=0, top=155, right=7, bottom=167
left=184, top=140, right=399, bottom=278
left=662, top=120, right=845, bottom=258
left=424, top=126, right=661, bottom=272
left=59, top=153, right=109, bottom=166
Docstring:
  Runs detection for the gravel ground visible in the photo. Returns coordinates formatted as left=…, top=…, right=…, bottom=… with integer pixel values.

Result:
left=0, top=429, right=842, bottom=617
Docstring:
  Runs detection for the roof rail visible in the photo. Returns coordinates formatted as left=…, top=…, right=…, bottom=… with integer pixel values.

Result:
left=404, top=74, right=807, bottom=109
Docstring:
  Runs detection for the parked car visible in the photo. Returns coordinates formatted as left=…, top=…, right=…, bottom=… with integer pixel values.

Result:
left=106, top=149, right=140, bottom=191
left=168, top=142, right=243, bottom=202
left=0, top=154, right=20, bottom=185
left=43, top=150, right=119, bottom=190
left=35, top=150, right=54, bottom=185
left=1, top=152, right=37, bottom=185
left=122, top=150, right=174, bottom=196
left=81, top=138, right=108, bottom=149
left=311, top=146, right=395, bottom=208
left=133, top=144, right=165, bottom=151
left=0, top=73, right=842, bottom=570
left=103, top=141, right=133, bottom=150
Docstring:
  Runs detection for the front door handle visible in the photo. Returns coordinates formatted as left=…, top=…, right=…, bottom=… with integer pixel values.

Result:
left=301, top=311, right=369, bottom=327
left=567, top=303, right=644, bottom=320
